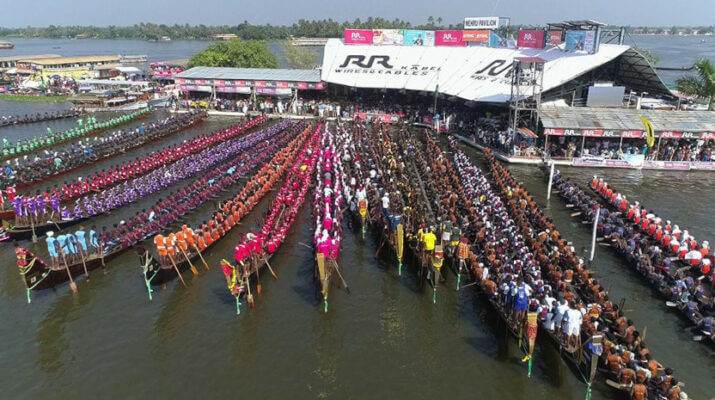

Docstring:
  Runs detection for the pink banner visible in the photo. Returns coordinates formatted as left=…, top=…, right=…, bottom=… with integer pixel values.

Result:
left=344, top=29, right=373, bottom=45
left=548, top=30, right=563, bottom=44
left=659, top=131, right=682, bottom=139
left=435, top=30, right=465, bottom=46
left=517, top=30, right=545, bottom=49
left=621, top=130, right=644, bottom=138
left=701, top=132, right=715, bottom=140
left=582, top=129, right=604, bottom=137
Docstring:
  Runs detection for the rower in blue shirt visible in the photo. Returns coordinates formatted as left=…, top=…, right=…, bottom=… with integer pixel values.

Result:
left=45, top=231, right=60, bottom=269
left=89, top=226, right=100, bottom=255
left=56, top=234, right=69, bottom=262
left=75, top=226, right=88, bottom=256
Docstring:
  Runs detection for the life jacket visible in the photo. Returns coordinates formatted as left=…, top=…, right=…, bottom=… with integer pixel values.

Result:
left=678, top=246, right=688, bottom=259
left=198, top=233, right=208, bottom=250
left=632, top=384, right=646, bottom=400
left=655, top=229, right=663, bottom=241
left=662, top=235, right=671, bottom=247
left=700, top=261, right=711, bottom=275
left=457, top=242, right=469, bottom=260
left=154, top=235, right=167, bottom=256
left=184, top=228, right=196, bottom=247
left=166, top=234, right=176, bottom=257
left=176, top=231, right=188, bottom=251
left=15, top=247, right=29, bottom=267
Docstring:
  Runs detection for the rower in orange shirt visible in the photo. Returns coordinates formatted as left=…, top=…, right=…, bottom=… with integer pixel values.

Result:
left=154, top=234, right=167, bottom=265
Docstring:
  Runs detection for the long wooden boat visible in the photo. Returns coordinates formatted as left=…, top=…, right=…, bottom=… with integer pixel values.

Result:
left=0, top=109, right=81, bottom=128
left=0, top=109, right=151, bottom=164
left=2, top=112, right=253, bottom=221
left=15, top=121, right=304, bottom=295
left=542, top=168, right=714, bottom=341
left=10, top=112, right=206, bottom=191
left=1, top=217, right=87, bottom=241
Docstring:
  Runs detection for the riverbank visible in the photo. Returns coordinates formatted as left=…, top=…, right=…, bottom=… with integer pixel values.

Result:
left=0, top=94, right=68, bottom=103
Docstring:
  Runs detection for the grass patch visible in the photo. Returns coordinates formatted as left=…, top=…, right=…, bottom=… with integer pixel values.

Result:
left=0, top=94, right=69, bottom=103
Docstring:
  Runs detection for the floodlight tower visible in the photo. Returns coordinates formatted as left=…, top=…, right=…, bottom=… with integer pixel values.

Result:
left=509, top=57, right=546, bottom=134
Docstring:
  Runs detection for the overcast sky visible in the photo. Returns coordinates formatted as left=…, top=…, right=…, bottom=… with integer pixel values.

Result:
left=1, top=0, right=712, bottom=27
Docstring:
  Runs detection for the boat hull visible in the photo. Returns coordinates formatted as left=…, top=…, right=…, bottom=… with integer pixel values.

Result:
left=24, top=251, right=121, bottom=291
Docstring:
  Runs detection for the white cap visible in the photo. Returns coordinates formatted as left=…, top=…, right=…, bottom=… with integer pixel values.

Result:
left=47, top=231, right=54, bottom=237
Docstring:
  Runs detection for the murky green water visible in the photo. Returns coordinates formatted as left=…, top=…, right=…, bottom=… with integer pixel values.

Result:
left=0, top=106, right=713, bottom=399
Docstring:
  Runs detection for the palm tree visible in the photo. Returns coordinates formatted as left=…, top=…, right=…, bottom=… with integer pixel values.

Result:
left=675, top=58, right=715, bottom=110
left=436, top=17, right=443, bottom=27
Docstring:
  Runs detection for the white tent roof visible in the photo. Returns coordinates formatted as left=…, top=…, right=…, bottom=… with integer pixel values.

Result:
left=321, top=39, right=668, bottom=103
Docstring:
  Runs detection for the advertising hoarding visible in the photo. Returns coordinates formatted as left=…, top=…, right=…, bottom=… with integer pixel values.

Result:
left=435, top=30, right=466, bottom=46
left=564, top=30, right=597, bottom=53
left=372, top=29, right=404, bottom=45
left=463, top=30, right=491, bottom=43
left=344, top=29, right=373, bottom=44
left=402, top=30, right=434, bottom=46
left=517, top=30, right=545, bottom=49
left=548, top=30, right=563, bottom=44
left=464, top=17, right=501, bottom=30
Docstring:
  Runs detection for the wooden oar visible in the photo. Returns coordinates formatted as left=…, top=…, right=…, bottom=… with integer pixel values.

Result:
left=167, top=252, right=187, bottom=287
left=374, top=236, right=387, bottom=258
left=30, top=215, right=37, bottom=243
left=255, top=256, right=262, bottom=294
left=263, top=255, right=278, bottom=279
left=79, top=247, right=89, bottom=282
left=244, top=267, right=255, bottom=308
left=191, top=243, right=210, bottom=270
left=179, top=247, right=199, bottom=276
left=331, top=259, right=350, bottom=294
left=60, top=249, right=78, bottom=293
left=605, top=379, right=632, bottom=391
left=570, top=211, right=582, bottom=217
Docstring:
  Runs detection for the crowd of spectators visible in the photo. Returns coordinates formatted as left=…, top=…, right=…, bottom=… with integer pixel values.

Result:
left=544, top=137, right=713, bottom=162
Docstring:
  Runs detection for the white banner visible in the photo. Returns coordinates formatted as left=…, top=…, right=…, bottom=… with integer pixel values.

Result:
left=321, top=39, right=632, bottom=103
left=464, top=17, right=501, bottom=30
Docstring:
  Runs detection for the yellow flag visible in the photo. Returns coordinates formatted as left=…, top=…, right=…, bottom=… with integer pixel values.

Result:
left=639, top=115, right=656, bottom=147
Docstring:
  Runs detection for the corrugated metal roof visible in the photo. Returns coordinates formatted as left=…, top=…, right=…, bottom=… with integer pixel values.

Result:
left=176, top=67, right=321, bottom=82
left=0, top=54, right=61, bottom=63
left=540, top=107, right=715, bottom=132
left=19, top=55, right=120, bottom=65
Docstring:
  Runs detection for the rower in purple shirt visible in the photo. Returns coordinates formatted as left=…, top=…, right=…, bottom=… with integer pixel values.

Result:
left=27, top=196, right=37, bottom=219
left=36, top=194, right=46, bottom=217
left=50, top=194, right=61, bottom=214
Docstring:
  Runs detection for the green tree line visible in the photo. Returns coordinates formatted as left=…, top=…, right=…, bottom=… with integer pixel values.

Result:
left=0, top=18, right=463, bottom=40
left=1, top=20, right=711, bottom=41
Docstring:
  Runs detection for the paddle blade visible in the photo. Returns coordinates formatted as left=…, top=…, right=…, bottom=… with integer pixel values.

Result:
left=257, top=283, right=263, bottom=294
left=70, top=281, right=78, bottom=293
left=190, top=265, right=199, bottom=276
